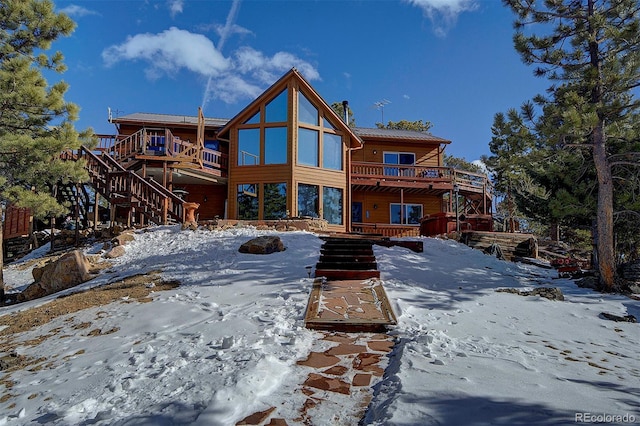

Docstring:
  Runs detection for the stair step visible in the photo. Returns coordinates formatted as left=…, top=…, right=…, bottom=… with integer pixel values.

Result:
left=321, top=243, right=373, bottom=247
left=319, top=255, right=376, bottom=263
left=320, top=248, right=374, bottom=255
left=315, top=262, right=377, bottom=271
left=314, top=269, right=380, bottom=280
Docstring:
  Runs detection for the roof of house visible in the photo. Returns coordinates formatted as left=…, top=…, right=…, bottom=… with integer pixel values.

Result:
left=111, top=109, right=450, bottom=146
left=353, top=127, right=451, bottom=144
left=111, top=112, right=229, bottom=128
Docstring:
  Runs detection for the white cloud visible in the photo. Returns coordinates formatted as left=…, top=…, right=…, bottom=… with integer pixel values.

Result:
left=102, top=27, right=230, bottom=79
left=233, top=47, right=320, bottom=84
left=103, top=28, right=320, bottom=106
left=207, top=75, right=263, bottom=104
left=59, top=4, right=99, bottom=18
left=405, top=0, right=477, bottom=36
left=168, top=0, right=184, bottom=18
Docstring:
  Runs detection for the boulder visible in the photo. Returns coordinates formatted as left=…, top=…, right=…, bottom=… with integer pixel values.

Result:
left=104, top=245, right=126, bottom=259
left=239, top=236, right=285, bottom=255
left=19, top=250, right=93, bottom=302
left=496, top=287, right=564, bottom=301
left=112, top=231, right=135, bottom=246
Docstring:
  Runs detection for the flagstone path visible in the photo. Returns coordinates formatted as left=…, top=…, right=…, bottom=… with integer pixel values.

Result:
left=235, top=237, right=399, bottom=425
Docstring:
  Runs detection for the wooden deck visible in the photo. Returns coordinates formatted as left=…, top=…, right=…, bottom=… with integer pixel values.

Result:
left=304, top=278, right=397, bottom=332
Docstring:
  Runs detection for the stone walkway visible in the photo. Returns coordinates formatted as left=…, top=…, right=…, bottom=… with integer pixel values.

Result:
left=236, top=331, right=395, bottom=426
left=236, top=237, right=399, bottom=425
left=304, top=278, right=397, bottom=332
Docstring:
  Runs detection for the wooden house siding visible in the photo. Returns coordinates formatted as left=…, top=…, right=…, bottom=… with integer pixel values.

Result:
left=352, top=140, right=442, bottom=167
left=3, top=205, right=32, bottom=239
left=186, top=184, right=227, bottom=220
left=351, top=192, right=442, bottom=224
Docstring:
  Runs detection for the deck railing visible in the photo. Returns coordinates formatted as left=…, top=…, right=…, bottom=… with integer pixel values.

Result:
left=99, top=128, right=226, bottom=174
left=80, top=146, right=184, bottom=225
left=351, top=223, right=420, bottom=238
left=351, top=162, right=491, bottom=194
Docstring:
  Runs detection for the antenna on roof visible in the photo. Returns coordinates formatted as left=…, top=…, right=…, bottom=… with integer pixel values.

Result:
left=373, top=99, right=391, bottom=123
left=108, top=107, right=123, bottom=123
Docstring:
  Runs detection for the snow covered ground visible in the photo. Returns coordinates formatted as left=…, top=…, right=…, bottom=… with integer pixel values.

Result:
left=1, top=226, right=639, bottom=425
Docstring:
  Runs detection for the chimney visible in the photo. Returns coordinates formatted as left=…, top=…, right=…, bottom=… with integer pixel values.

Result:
left=342, top=100, right=349, bottom=125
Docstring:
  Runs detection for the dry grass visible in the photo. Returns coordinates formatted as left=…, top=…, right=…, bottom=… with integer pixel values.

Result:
left=0, top=270, right=180, bottom=395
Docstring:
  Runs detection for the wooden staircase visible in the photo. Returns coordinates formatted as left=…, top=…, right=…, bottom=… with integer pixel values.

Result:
left=55, top=182, right=92, bottom=229
left=78, top=146, right=185, bottom=225
left=315, top=237, right=380, bottom=280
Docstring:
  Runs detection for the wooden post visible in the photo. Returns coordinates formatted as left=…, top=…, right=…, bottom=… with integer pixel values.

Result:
left=75, top=183, right=81, bottom=246
left=110, top=205, right=116, bottom=228
left=93, top=192, right=99, bottom=231
left=400, top=188, right=404, bottom=225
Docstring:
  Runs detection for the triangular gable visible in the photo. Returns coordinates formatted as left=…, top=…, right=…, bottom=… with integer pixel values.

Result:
left=217, top=68, right=363, bottom=149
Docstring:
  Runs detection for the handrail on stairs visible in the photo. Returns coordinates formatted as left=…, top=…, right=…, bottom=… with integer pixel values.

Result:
left=79, top=146, right=185, bottom=225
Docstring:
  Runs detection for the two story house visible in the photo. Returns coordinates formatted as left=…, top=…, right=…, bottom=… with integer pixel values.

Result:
left=104, top=68, right=491, bottom=236
left=4, top=68, right=491, bottom=243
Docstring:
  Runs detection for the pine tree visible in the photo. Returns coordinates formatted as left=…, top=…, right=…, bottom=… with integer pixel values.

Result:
left=504, top=0, right=640, bottom=289
left=376, top=119, right=433, bottom=132
left=0, top=0, right=94, bottom=302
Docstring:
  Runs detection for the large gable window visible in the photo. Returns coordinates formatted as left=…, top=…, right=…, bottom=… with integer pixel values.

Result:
left=297, top=91, right=343, bottom=171
left=323, top=133, right=342, bottom=170
left=265, top=90, right=288, bottom=122
left=298, top=92, right=318, bottom=125
left=237, top=88, right=289, bottom=166
left=298, top=128, right=319, bottom=167
left=265, top=127, right=287, bottom=164
left=238, top=129, right=260, bottom=165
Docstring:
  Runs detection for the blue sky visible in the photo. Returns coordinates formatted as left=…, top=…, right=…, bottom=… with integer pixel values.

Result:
left=52, top=0, right=550, bottom=162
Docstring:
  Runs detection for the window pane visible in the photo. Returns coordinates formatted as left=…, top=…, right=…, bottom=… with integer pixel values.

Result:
left=323, top=133, right=342, bottom=170
left=244, top=112, right=260, bottom=124
left=298, top=183, right=319, bottom=218
left=384, top=153, right=398, bottom=176
left=390, top=203, right=422, bottom=224
left=265, top=89, right=288, bottom=122
left=384, top=153, right=398, bottom=164
left=298, top=92, right=318, bottom=125
left=406, top=204, right=423, bottom=224
left=323, top=117, right=336, bottom=130
left=298, top=128, right=318, bottom=167
left=237, top=184, right=259, bottom=220
left=265, top=127, right=288, bottom=164
left=264, top=183, right=287, bottom=220
left=323, top=187, right=343, bottom=225
left=204, top=139, right=219, bottom=150
left=238, top=128, right=260, bottom=165
left=390, top=204, right=402, bottom=224
left=399, top=153, right=415, bottom=165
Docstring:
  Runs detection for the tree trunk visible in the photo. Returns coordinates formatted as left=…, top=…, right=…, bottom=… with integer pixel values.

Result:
left=587, top=0, right=615, bottom=289
left=0, top=222, right=4, bottom=305
left=593, top=122, right=616, bottom=289
left=549, top=222, right=560, bottom=241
